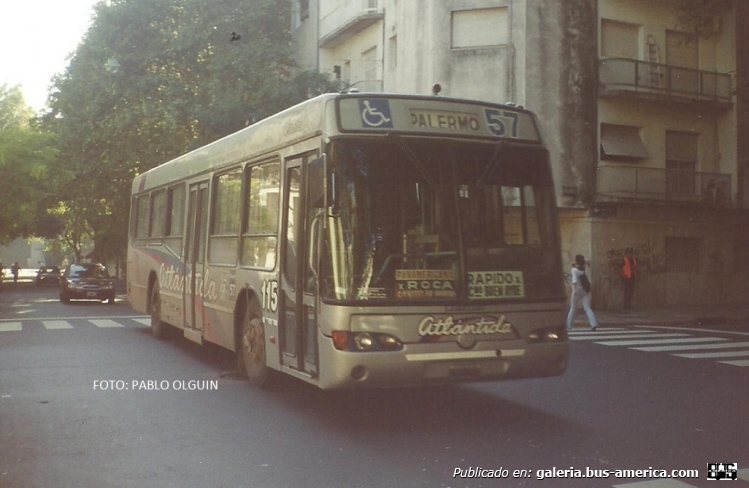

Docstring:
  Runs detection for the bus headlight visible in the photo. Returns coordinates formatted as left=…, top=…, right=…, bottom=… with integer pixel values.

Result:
left=526, top=327, right=567, bottom=343
left=331, top=331, right=403, bottom=352
left=354, top=333, right=374, bottom=351
left=377, top=334, right=401, bottom=349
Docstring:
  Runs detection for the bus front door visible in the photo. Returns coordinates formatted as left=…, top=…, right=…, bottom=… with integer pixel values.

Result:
left=184, top=181, right=209, bottom=343
left=279, top=156, right=319, bottom=376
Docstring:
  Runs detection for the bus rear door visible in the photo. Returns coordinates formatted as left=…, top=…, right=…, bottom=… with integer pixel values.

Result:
left=184, top=181, right=209, bottom=343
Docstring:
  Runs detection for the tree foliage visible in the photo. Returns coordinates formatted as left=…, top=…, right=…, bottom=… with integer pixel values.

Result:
left=0, top=85, right=60, bottom=244
left=42, top=0, right=339, bottom=265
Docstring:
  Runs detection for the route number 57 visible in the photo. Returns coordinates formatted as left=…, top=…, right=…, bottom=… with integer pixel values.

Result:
left=484, top=109, right=519, bottom=138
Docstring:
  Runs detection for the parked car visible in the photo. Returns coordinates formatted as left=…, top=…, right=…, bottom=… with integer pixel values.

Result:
left=36, top=266, right=61, bottom=285
left=59, top=263, right=116, bottom=304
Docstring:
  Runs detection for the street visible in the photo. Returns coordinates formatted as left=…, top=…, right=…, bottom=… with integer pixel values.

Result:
left=1, top=284, right=748, bottom=488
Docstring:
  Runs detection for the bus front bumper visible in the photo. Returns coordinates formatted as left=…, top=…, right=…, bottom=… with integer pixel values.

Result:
left=316, top=338, right=568, bottom=390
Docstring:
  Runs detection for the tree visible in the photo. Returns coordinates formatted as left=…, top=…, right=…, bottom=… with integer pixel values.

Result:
left=0, top=84, right=33, bottom=131
left=0, top=85, right=60, bottom=244
left=47, top=200, right=94, bottom=263
left=43, top=0, right=339, bottom=265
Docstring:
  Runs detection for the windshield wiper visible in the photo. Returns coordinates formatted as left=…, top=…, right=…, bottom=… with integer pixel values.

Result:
left=387, top=133, right=437, bottom=188
left=477, top=140, right=506, bottom=187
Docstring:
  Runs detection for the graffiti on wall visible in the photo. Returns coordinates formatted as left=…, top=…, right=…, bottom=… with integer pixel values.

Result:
left=593, top=240, right=667, bottom=298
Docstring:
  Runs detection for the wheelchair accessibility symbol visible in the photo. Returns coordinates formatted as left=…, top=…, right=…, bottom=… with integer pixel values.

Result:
left=359, top=99, right=393, bottom=128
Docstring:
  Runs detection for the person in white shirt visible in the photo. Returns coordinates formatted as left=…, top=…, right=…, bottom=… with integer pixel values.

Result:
left=566, top=254, right=597, bottom=331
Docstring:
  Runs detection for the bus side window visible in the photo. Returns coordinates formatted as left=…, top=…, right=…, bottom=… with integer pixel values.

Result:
left=135, top=194, right=150, bottom=239
left=242, top=161, right=280, bottom=269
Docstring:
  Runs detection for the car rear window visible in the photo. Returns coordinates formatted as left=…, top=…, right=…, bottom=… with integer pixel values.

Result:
left=69, top=266, right=109, bottom=278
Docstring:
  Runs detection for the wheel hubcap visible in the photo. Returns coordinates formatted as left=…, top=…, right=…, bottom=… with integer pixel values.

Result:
left=243, top=317, right=263, bottom=366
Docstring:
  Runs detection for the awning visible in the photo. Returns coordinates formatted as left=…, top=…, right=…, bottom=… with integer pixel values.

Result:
left=600, top=124, right=648, bottom=160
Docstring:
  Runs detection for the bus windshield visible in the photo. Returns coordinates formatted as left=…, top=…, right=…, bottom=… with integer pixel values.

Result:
left=321, top=137, right=564, bottom=303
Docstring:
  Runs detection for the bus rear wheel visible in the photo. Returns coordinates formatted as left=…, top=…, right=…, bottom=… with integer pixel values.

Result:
left=150, top=282, right=167, bottom=339
left=239, top=300, right=269, bottom=387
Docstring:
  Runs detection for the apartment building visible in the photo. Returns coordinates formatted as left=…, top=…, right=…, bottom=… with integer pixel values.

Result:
left=291, top=0, right=749, bottom=310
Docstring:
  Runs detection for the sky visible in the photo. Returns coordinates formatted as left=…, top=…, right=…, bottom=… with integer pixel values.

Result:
left=0, top=0, right=100, bottom=112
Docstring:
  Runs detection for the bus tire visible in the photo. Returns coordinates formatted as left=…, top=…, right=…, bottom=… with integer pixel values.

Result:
left=239, top=299, right=270, bottom=387
left=150, top=282, right=167, bottom=339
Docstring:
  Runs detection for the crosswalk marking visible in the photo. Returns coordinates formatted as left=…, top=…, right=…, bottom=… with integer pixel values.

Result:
left=43, top=320, right=74, bottom=330
left=0, top=322, right=22, bottom=332
left=719, top=359, right=749, bottom=367
left=674, top=350, right=749, bottom=359
left=596, top=337, right=727, bottom=347
left=570, top=329, right=655, bottom=335
left=571, top=327, right=749, bottom=369
left=0, top=317, right=151, bottom=332
left=631, top=341, right=749, bottom=352
left=570, top=333, right=690, bottom=341
left=90, top=319, right=124, bottom=328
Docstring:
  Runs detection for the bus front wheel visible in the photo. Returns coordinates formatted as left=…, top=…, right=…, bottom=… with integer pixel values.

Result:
left=239, top=300, right=270, bottom=387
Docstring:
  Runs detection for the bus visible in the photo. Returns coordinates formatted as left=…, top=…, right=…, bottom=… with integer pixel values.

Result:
left=127, top=93, right=568, bottom=389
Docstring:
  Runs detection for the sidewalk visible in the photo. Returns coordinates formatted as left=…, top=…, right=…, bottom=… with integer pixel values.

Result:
left=573, top=303, right=749, bottom=328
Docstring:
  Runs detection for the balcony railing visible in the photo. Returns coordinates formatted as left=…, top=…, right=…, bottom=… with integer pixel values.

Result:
left=319, top=0, right=384, bottom=48
left=597, top=166, right=732, bottom=207
left=599, top=57, right=732, bottom=107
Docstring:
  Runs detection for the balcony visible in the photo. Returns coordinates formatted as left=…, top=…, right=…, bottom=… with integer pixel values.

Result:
left=598, top=57, right=732, bottom=109
left=597, top=166, right=732, bottom=207
left=319, top=0, right=384, bottom=48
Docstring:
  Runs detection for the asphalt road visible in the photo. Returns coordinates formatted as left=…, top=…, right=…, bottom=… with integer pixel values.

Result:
left=1, top=284, right=748, bottom=488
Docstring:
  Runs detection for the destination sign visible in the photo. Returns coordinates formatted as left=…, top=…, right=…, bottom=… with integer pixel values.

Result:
left=468, top=271, right=525, bottom=300
left=395, top=269, right=456, bottom=299
left=336, top=96, right=541, bottom=142
left=409, top=110, right=480, bottom=132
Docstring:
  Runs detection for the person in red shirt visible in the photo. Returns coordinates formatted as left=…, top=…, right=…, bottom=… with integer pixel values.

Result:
left=621, top=249, right=637, bottom=310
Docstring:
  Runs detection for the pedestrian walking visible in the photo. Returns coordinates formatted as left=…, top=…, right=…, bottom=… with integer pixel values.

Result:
left=11, top=262, right=20, bottom=283
left=566, top=254, right=597, bottom=331
left=621, top=248, right=637, bottom=309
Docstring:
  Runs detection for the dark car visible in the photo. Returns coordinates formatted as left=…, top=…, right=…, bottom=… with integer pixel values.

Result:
left=59, top=263, right=116, bottom=304
left=36, top=266, right=61, bottom=285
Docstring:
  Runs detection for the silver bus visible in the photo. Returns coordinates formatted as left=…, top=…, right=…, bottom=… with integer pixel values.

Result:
left=127, top=93, right=568, bottom=389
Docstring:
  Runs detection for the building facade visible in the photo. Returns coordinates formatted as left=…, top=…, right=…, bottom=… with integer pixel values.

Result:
left=291, top=0, right=749, bottom=310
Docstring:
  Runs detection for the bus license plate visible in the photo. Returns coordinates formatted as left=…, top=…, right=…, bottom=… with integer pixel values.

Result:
left=449, top=364, right=481, bottom=378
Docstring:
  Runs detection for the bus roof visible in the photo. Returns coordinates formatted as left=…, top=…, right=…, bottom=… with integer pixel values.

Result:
left=133, top=93, right=542, bottom=193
